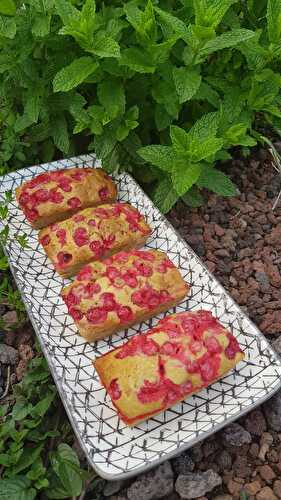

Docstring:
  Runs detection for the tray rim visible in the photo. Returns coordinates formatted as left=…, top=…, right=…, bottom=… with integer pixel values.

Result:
left=1, top=154, right=281, bottom=481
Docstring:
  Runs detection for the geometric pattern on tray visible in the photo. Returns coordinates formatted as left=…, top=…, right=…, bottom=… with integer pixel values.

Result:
left=1, top=154, right=281, bottom=480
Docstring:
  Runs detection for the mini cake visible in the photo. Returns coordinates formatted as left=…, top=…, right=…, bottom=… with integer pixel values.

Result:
left=16, top=167, right=117, bottom=229
left=94, top=310, right=244, bottom=426
left=39, top=203, right=152, bottom=277
left=61, top=249, right=189, bottom=341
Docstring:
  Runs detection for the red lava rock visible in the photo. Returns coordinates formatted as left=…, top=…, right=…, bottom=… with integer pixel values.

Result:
left=249, top=442, right=260, bottom=458
left=4, top=330, right=16, bottom=346
left=18, top=344, right=34, bottom=362
left=256, top=486, right=278, bottom=500
left=265, top=227, right=281, bottom=246
left=3, top=310, right=18, bottom=328
left=213, top=496, right=233, bottom=500
left=253, top=261, right=266, bottom=272
left=214, top=224, right=225, bottom=237
left=244, top=480, right=262, bottom=495
left=168, top=150, right=281, bottom=336
left=232, top=455, right=252, bottom=479
left=245, top=410, right=267, bottom=436
left=227, top=479, right=242, bottom=495
left=276, top=462, right=281, bottom=474
left=16, top=359, right=27, bottom=381
left=273, top=479, right=281, bottom=498
left=267, top=263, right=281, bottom=287
left=260, top=311, right=281, bottom=335
left=205, top=261, right=216, bottom=273
left=258, top=465, right=276, bottom=483
left=267, top=449, right=279, bottom=463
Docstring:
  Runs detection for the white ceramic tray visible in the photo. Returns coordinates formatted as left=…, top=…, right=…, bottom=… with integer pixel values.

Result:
left=1, top=154, right=281, bottom=480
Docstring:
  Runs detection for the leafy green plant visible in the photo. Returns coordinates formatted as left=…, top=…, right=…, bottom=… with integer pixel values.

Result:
left=0, top=0, right=280, bottom=212
left=0, top=191, right=27, bottom=329
left=0, top=353, right=101, bottom=499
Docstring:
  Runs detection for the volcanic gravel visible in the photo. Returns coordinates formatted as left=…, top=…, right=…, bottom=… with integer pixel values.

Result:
left=168, top=148, right=281, bottom=338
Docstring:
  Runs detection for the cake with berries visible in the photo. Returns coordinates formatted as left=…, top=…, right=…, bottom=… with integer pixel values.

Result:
left=61, top=249, right=189, bottom=341
left=16, top=167, right=117, bottom=229
left=39, top=203, right=152, bottom=277
left=94, top=310, right=244, bottom=426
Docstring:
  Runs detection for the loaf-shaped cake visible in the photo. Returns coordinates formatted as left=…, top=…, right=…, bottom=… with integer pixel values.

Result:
left=94, top=310, right=244, bottom=426
left=61, top=249, right=189, bottom=341
left=16, top=167, right=117, bottom=229
left=39, top=203, right=151, bottom=277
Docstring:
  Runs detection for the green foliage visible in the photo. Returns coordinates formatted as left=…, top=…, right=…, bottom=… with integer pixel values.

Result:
left=0, top=354, right=99, bottom=499
left=0, top=1, right=280, bottom=214
left=0, top=192, right=27, bottom=326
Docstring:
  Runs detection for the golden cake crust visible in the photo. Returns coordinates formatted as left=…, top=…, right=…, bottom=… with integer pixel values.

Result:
left=61, top=249, right=189, bottom=341
left=39, top=203, right=152, bottom=277
left=94, top=310, right=244, bottom=426
left=16, top=167, right=117, bottom=229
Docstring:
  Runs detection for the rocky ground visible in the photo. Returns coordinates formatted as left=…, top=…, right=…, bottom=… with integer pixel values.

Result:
left=1, top=146, right=281, bottom=499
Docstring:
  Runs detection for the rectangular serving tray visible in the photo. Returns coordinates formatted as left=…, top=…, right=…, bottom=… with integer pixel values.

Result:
left=1, top=154, right=281, bottom=481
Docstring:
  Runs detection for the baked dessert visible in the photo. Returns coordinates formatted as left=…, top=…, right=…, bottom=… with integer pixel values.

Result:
left=39, top=203, right=152, bottom=277
left=94, top=310, right=244, bottom=426
left=61, top=249, right=189, bottom=341
left=16, top=167, right=117, bottom=229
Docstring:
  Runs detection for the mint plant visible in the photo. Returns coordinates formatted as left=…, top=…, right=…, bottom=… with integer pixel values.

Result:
left=0, top=353, right=101, bottom=499
left=0, top=0, right=280, bottom=212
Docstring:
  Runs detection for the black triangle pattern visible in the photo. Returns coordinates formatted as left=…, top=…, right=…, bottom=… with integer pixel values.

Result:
left=1, top=154, right=281, bottom=480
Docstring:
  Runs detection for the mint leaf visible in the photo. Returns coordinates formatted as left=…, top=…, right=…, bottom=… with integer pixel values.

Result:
left=120, top=47, right=155, bottom=73
left=194, top=0, right=237, bottom=28
left=188, top=112, right=219, bottom=141
left=54, top=0, right=78, bottom=25
left=138, top=145, right=174, bottom=171
left=153, top=176, right=178, bottom=213
left=91, top=31, right=120, bottom=58
left=0, top=0, right=16, bottom=16
left=154, top=6, right=190, bottom=44
left=238, top=35, right=268, bottom=71
left=190, top=137, right=224, bottom=162
left=51, top=115, right=69, bottom=153
left=194, top=82, right=220, bottom=108
left=25, top=90, right=40, bottom=123
left=152, top=78, right=180, bottom=118
left=46, top=444, right=83, bottom=498
left=267, top=0, right=281, bottom=43
left=94, top=128, right=116, bottom=161
left=12, top=401, right=33, bottom=420
left=97, top=79, right=125, bottom=118
left=155, top=105, right=173, bottom=131
left=0, top=14, right=16, bottom=38
left=0, top=477, right=36, bottom=500
left=9, top=445, right=44, bottom=475
left=32, top=14, right=51, bottom=37
left=81, top=0, right=96, bottom=32
left=199, top=29, right=255, bottom=57
left=197, top=167, right=238, bottom=196
left=173, top=67, right=202, bottom=103
left=170, top=125, right=189, bottom=154
left=53, top=57, right=98, bottom=92
left=182, top=186, right=204, bottom=207
left=224, top=122, right=250, bottom=145
left=172, top=163, right=202, bottom=196
left=248, top=70, right=280, bottom=110
left=124, top=0, right=156, bottom=41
